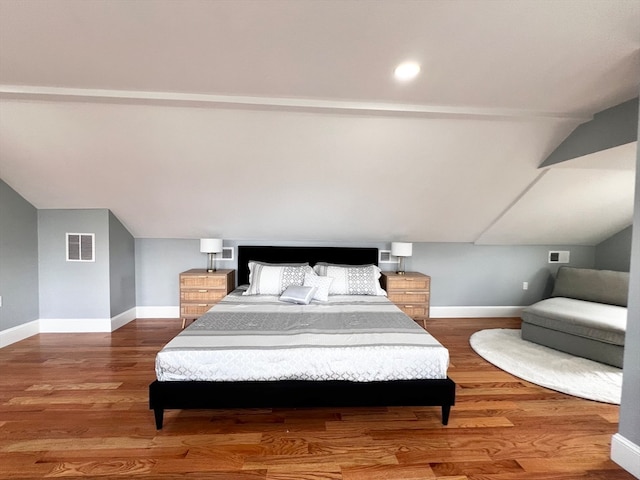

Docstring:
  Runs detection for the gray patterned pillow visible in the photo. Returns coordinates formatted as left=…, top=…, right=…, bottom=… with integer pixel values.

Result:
left=243, top=261, right=312, bottom=295
left=313, top=263, right=385, bottom=296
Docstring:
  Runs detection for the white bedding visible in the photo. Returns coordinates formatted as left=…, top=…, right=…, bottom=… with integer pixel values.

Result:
left=156, top=287, right=449, bottom=382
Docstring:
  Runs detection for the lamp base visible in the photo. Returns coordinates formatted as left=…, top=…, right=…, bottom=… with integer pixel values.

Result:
left=396, top=257, right=406, bottom=275
left=206, top=253, right=217, bottom=272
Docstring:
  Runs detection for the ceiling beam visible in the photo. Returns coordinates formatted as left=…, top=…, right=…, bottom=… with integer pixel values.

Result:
left=0, top=84, right=592, bottom=122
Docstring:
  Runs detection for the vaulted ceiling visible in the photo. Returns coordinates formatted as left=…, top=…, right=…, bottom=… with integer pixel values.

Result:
left=0, top=0, right=638, bottom=244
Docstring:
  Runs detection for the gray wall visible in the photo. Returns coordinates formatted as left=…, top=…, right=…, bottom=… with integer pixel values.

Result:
left=617, top=101, right=640, bottom=453
left=38, top=209, right=111, bottom=319
left=410, top=243, right=594, bottom=306
left=0, top=179, right=39, bottom=330
left=109, top=211, right=136, bottom=316
left=135, top=238, right=595, bottom=307
left=135, top=238, right=204, bottom=307
left=542, top=97, right=638, bottom=167
left=135, top=238, right=388, bottom=306
left=595, top=226, right=632, bottom=272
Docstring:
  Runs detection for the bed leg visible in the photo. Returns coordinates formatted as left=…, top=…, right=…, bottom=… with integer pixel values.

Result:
left=154, top=408, right=164, bottom=430
left=441, top=405, right=451, bottom=425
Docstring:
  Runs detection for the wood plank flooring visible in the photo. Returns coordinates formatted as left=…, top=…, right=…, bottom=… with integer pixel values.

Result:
left=0, top=318, right=633, bottom=479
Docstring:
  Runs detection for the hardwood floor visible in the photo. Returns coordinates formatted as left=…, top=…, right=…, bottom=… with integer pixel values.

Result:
left=0, top=318, right=633, bottom=479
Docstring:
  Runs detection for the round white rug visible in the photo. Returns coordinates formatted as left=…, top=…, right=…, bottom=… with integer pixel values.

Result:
left=469, top=328, right=622, bottom=404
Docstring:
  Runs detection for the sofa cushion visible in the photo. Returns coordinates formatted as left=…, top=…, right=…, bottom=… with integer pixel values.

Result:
left=521, top=297, right=627, bottom=346
left=551, top=267, right=629, bottom=307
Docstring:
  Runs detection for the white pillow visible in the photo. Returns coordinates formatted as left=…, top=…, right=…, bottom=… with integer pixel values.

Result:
left=243, top=262, right=312, bottom=295
left=314, top=263, right=385, bottom=296
left=279, top=285, right=317, bottom=305
left=303, top=272, right=334, bottom=302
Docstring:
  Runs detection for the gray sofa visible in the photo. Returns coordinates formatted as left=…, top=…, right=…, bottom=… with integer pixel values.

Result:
left=520, top=266, right=628, bottom=368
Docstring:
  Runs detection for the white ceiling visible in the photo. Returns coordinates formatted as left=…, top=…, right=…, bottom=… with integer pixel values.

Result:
left=0, top=0, right=638, bottom=244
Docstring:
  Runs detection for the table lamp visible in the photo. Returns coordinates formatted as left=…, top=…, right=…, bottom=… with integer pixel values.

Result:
left=391, top=242, right=412, bottom=275
left=200, top=238, right=223, bottom=272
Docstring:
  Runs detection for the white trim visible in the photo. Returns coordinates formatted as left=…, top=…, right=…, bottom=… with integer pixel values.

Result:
left=110, top=307, right=137, bottom=331
left=0, top=320, right=40, bottom=348
left=611, top=433, right=640, bottom=478
left=39, top=308, right=137, bottom=333
left=0, top=85, right=591, bottom=121
left=136, top=306, right=180, bottom=319
left=430, top=306, right=524, bottom=318
left=39, top=318, right=112, bottom=333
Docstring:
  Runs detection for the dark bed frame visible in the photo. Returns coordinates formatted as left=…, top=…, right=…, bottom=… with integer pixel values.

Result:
left=149, top=245, right=456, bottom=429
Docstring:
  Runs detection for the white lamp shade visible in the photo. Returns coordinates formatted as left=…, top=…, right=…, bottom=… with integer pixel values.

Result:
left=391, top=242, right=412, bottom=257
left=200, top=238, right=223, bottom=253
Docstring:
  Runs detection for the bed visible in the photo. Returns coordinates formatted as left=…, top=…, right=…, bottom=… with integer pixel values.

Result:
left=149, top=246, right=456, bottom=429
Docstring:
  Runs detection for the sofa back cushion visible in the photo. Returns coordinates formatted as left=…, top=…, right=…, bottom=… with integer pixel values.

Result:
left=552, top=267, right=629, bottom=307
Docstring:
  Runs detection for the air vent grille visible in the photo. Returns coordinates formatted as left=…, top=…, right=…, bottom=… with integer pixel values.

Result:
left=66, top=233, right=95, bottom=262
left=548, top=250, right=570, bottom=264
left=379, top=250, right=398, bottom=264
left=221, top=247, right=234, bottom=261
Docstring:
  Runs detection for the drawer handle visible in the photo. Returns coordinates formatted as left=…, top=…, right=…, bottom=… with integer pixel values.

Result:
left=198, top=290, right=208, bottom=293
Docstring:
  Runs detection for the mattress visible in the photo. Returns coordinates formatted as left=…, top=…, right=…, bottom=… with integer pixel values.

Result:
left=155, top=287, right=449, bottom=382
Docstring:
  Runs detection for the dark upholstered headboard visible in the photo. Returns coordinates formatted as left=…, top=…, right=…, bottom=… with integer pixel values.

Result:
left=237, top=246, right=379, bottom=285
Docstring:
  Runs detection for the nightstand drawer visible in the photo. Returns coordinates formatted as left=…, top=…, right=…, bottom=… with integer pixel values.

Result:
left=180, top=290, right=227, bottom=302
left=180, top=304, right=215, bottom=317
left=388, top=292, right=429, bottom=304
left=385, top=276, right=430, bottom=291
left=180, top=275, right=228, bottom=289
left=397, top=304, right=428, bottom=318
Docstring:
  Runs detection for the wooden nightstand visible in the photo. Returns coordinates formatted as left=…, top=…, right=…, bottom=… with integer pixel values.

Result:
left=380, top=271, right=430, bottom=329
left=179, top=269, right=235, bottom=328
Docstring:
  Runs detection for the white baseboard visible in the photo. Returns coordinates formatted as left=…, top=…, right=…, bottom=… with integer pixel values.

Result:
left=39, top=308, right=138, bottom=333
left=1, top=308, right=141, bottom=347
left=430, top=306, right=524, bottom=318
left=39, top=317, right=113, bottom=333
left=110, top=307, right=137, bottom=331
left=136, top=306, right=180, bottom=318
left=611, top=433, right=640, bottom=478
left=0, top=320, right=40, bottom=348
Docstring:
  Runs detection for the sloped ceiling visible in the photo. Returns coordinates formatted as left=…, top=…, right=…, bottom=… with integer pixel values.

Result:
left=476, top=143, right=638, bottom=245
left=0, top=0, right=638, bottom=244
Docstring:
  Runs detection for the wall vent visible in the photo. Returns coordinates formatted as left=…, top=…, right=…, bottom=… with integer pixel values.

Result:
left=379, top=250, right=399, bottom=264
left=221, top=246, right=234, bottom=261
left=548, top=250, right=570, bottom=264
left=66, top=233, right=95, bottom=262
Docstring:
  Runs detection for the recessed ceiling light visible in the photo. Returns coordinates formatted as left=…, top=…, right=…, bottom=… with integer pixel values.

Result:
left=394, top=62, right=420, bottom=81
